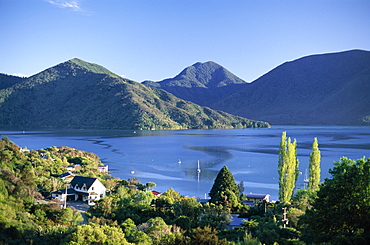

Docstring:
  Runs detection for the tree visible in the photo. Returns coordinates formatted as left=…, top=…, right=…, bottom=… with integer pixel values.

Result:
left=302, top=157, right=370, bottom=244
left=190, top=226, right=228, bottom=245
left=209, top=166, right=240, bottom=210
left=68, top=223, right=130, bottom=245
left=278, top=132, right=299, bottom=203
left=160, top=188, right=182, bottom=204
left=199, top=203, right=231, bottom=230
left=138, top=217, right=173, bottom=245
left=308, top=137, right=321, bottom=192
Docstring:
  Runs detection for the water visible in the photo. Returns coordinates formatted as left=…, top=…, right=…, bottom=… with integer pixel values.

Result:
left=1, top=126, right=369, bottom=201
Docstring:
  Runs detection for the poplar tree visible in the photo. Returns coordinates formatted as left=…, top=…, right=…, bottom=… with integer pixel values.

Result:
left=278, top=132, right=299, bottom=203
left=308, top=137, right=321, bottom=192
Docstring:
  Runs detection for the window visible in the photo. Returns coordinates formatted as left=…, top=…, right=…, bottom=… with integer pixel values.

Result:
left=91, top=187, right=94, bottom=190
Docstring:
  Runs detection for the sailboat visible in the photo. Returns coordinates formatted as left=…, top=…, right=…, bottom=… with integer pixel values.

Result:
left=197, top=160, right=201, bottom=173
left=303, top=169, right=309, bottom=189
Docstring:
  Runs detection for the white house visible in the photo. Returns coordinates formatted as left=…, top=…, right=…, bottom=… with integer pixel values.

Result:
left=52, top=176, right=106, bottom=205
left=98, top=164, right=109, bottom=173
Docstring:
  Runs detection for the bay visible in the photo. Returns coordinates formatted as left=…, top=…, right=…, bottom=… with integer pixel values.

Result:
left=1, top=126, right=369, bottom=201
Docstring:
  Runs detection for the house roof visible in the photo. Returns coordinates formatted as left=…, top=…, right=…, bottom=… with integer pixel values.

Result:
left=59, top=172, right=75, bottom=179
left=229, top=215, right=248, bottom=227
left=70, top=176, right=98, bottom=189
left=197, top=199, right=210, bottom=203
left=246, top=193, right=270, bottom=199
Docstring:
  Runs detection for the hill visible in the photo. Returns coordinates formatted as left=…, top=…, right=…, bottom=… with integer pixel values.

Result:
left=142, top=61, right=248, bottom=106
left=0, top=59, right=269, bottom=130
left=0, top=73, right=25, bottom=90
left=145, top=50, right=370, bottom=125
left=213, top=49, right=370, bottom=125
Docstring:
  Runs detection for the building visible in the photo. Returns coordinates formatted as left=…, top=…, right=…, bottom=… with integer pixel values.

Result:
left=228, top=214, right=248, bottom=230
left=151, top=191, right=162, bottom=197
left=98, top=164, right=109, bottom=173
left=58, top=172, right=76, bottom=183
left=52, top=176, right=106, bottom=205
left=245, top=193, right=270, bottom=204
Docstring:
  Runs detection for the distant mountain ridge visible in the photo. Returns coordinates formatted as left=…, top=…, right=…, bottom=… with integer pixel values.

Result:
left=0, top=59, right=269, bottom=130
left=144, top=50, right=370, bottom=125
left=143, top=61, right=247, bottom=106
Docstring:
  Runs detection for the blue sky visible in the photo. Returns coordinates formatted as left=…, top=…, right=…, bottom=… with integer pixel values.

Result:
left=1, top=0, right=369, bottom=82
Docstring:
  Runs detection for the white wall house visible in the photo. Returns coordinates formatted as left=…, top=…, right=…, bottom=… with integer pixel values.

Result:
left=98, top=164, right=109, bottom=173
left=52, top=176, right=106, bottom=205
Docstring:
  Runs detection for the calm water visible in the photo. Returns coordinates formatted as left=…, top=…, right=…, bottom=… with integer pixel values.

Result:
left=1, top=126, right=369, bottom=201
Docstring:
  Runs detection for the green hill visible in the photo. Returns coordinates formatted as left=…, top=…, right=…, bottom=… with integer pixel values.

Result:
left=213, top=49, right=370, bottom=125
left=0, top=59, right=269, bottom=130
left=144, top=50, right=370, bottom=126
left=0, top=73, right=25, bottom=90
left=143, top=61, right=247, bottom=106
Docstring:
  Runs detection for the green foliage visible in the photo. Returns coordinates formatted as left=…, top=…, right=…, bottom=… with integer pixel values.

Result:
left=160, top=187, right=182, bottom=204
left=278, top=132, right=299, bottom=203
left=209, top=166, right=240, bottom=211
left=199, top=203, right=231, bottom=230
left=0, top=137, right=117, bottom=244
left=301, top=157, right=370, bottom=244
left=190, top=226, right=229, bottom=245
left=121, top=218, right=152, bottom=244
left=308, top=137, right=321, bottom=192
left=291, top=189, right=316, bottom=212
left=68, top=223, right=130, bottom=245
left=242, top=232, right=262, bottom=245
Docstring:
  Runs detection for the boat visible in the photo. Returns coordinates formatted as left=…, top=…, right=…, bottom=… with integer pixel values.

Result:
left=197, top=160, right=201, bottom=173
left=178, top=159, right=181, bottom=164
left=303, top=169, right=309, bottom=189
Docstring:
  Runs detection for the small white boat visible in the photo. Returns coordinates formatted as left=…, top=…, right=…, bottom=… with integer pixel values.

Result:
left=178, top=159, right=181, bottom=164
left=197, top=160, right=201, bottom=173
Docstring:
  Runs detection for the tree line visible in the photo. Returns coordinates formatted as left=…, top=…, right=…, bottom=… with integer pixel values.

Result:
left=0, top=135, right=369, bottom=244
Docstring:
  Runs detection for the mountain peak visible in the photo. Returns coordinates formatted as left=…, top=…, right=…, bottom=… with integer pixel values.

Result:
left=149, top=61, right=246, bottom=89
left=66, top=58, right=118, bottom=77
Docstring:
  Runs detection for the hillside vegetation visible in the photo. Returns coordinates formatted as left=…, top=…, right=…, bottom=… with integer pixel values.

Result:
left=1, top=137, right=368, bottom=244
left=143, top=61, right=248, bottom=106
left=144, top=50, right=370, bottom=126
left=0, top=59, right=269, bottom=130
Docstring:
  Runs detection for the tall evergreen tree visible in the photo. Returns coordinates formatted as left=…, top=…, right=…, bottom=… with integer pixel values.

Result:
left=308, top=137, right=321, bottom=192
left=209, top=166, right=240, bottom=210
left=278, top=132, right=299, bottom=203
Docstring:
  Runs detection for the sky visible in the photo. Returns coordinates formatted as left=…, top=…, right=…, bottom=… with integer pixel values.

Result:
left=1, top=0, right=370, bottom=82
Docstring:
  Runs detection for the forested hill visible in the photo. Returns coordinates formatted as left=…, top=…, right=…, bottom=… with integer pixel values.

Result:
left=0, top=59, right=269, bottom=130
left=213, top=49, right=370, bottom=125
left=144, top=50, right=370, bottom=126
left=142, top=61, right=248, bottom=106
left=0, top=73, right=25, bottom=90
